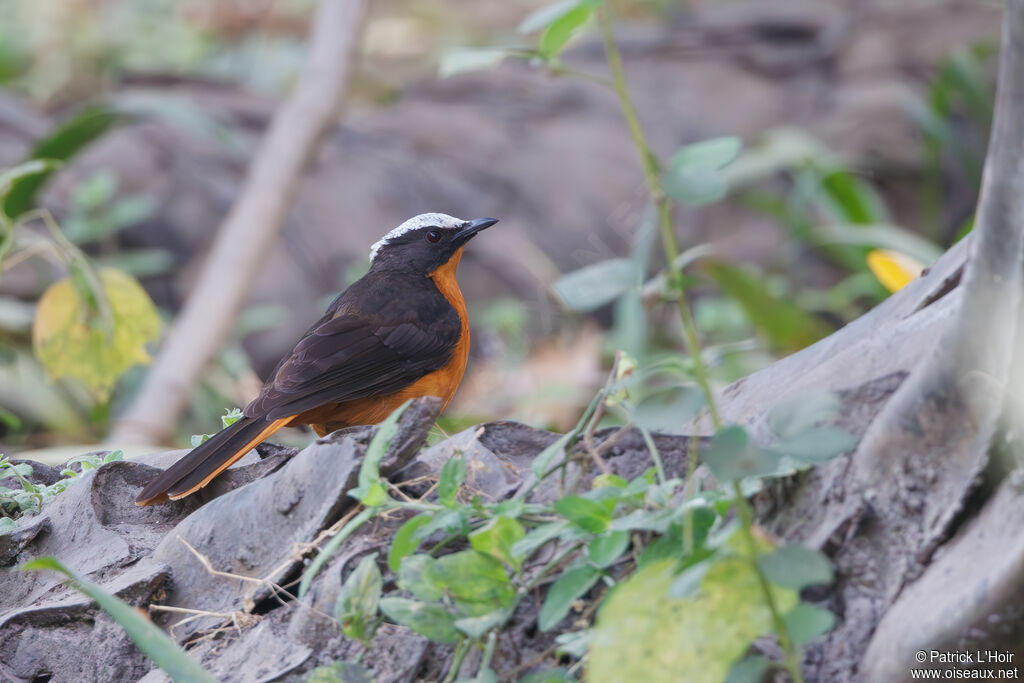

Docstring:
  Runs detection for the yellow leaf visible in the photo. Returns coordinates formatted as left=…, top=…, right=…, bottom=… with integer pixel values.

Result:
left=33, top=268, right=160, bottom=399
left=589, top=555, right=797, bottom=683
left=867, top=249, right=924, bottom=293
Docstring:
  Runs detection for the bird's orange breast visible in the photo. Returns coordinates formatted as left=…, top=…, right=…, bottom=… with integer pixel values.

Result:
left=293, top=247, right=470, bottom=436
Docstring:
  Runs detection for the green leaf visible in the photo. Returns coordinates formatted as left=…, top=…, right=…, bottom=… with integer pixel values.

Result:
left=587, top=531, right=629, bottom=569
left=389, top=513, right=432, bottom=571
left=555, top=496, right=611, bottom=533
left=704, top=261, right=831, bottom=353
left=584, top=484, right=622, bottom=505
left=589, top=558, right=796, bottom=683
left=93, top=248, right=175, bottom=278
left=553, top=258, right=636, bottom=312
left=438, top=454, right=466, bottom=507
left=815, top=222, right=942, bottom=265
left=397, top=554, right=444, bottom=602
left=426, top=551, right=517, bottom=615
left=519, top=0, right=597, bottom=33
left=817, top=168, right=890, bottom=225
left=4, top=106, right=121, bottom=219
left=630, top=528, right=679, bottom=569
left=22, top=556, right=216, bottom=682
left=334, top=553, right=382, bottom=643
left=0, top=462, right=32, bottom=480
left=0, top=517, right=16, bottom=533
left=757, top=544, right=833, bottom=590
left=520, top=667, right=577, bottom=683
left=493, top=498, right=525, bottom=518
left=454, top=605, right=515, bottom=639
left=71, top=169, right=117, bottom=208
left=349, top=399, right=411, bottom=505
left=470, top=516, right=526, bottom=569
left=379, top=597, right=461, bottom=643
left=632, top=385, right=706, bottom=434
left=767, top=390, right=842, bottom=439
left=361, top=482, right=388, bottom=507
left=413, top=507, right=469, bottom=541
left=0, top=408, right=21, bottom=431
left=703, top=425, right=782, bottom=483
left=554, top=629, right=592, bottom=658
left=472, top=669, right=500, bottom=683
left=539, top=4, right=592, bottom=58
left=671, top=137, right=743, bottom=171
left=783, top=603, right=836, bottom=646
left=0, top=159, right=62, bottom=205
left=661, top=138, right=742, bottom=207
left=668, top=560, right=712, bottom=598
left=539, top=565, right=600, bottom=631
left=439, top=48, right=514, bottom=79
left=610, top=283, right=645, bottom=358
left=101, top=195, right=154, bottom=232
left=305, top=661, right=374, bottom=683
left=663, top=166, right=726, bottom=206
left=510, top=520, right=570, bottom=559
left=623, top=471, right=655, bottom=496
left=221, top=407, right=243, bottom=429
left=772, top=426, right=856, bottom=464
left=638, top=519, right=710, bottom=568
left=33, top=268, right=161, bottom=400
left=591, top=473, right=627, bottom=489
left=726, top=656, right=771, bottom=683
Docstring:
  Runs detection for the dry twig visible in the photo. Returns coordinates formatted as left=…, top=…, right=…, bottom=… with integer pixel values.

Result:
left=111, top=0, right=367, bottom=445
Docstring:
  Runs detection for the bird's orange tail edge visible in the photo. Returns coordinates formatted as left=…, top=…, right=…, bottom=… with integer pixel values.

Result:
left=134, top=415, right=291, bottom=506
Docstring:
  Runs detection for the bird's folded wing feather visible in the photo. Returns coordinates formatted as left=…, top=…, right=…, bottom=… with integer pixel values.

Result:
left=245, top=310, right=461, bottom=421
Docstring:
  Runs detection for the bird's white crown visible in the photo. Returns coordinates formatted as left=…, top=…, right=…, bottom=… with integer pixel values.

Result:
left=369, top=213, right=466, bottom=263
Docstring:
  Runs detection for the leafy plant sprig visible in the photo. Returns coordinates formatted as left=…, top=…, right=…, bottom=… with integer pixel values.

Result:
left=191, top=407, right=244, bottom=447
left=0, top=450, right=123, bottom=520
left=0, top=106, right=162, bottom=402
left=294, top=369, right=851, bottom=682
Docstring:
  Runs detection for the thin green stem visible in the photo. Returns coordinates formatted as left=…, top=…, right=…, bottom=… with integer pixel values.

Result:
left=524, top=546, right=580, bottom=591
left=20, top=208, right=114, bottom=331
left=596, top=8, right=720, bottom=428
left=522, top=390, right=604, bottom=498
left=636, top=425, right=666, bottom=485
left=548, top=63, right=613, bottom=88
left=0, top=220, right=13, bottom=272
left=298, top=506, right=377, bottom=597
left=683, top=434, right=699, bottom=555
left=392, top=501, right=443, bottom=513
left=596, top=4, right=720, bottom=574
left=443, top=638, right=471, bottom=683
left=480, top=632, right=497, bottom=673
left=732, top=482, right=804, bottom=683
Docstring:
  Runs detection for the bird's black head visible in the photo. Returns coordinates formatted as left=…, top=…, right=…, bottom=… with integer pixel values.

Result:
left=368, top=213, right=499, bottom=275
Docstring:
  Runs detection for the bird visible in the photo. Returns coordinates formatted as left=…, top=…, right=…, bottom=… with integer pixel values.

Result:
left=135, top=213, right=498, bottom=506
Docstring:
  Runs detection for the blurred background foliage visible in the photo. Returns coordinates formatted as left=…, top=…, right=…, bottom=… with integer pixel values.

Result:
left=0, top=0, right=1000, bottom=461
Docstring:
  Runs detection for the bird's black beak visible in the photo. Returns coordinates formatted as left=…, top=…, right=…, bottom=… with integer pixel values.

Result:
left=454, top=217, right=499, bottom=246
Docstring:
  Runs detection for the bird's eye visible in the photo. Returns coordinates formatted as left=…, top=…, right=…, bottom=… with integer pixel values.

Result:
left=426, top=230, right=442, bottom=243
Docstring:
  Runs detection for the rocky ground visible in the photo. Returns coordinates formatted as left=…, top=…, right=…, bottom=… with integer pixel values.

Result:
left=0, top=397, right=695, bottom=681
left=0, top=235, right=1011, bottom=682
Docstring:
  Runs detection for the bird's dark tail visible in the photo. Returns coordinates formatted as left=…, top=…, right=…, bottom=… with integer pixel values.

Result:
left=134, top=415, right=291, bottom=506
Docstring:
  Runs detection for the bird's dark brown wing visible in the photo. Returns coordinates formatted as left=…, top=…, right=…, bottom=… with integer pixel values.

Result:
left=245, top=275, right=461, bottom=421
